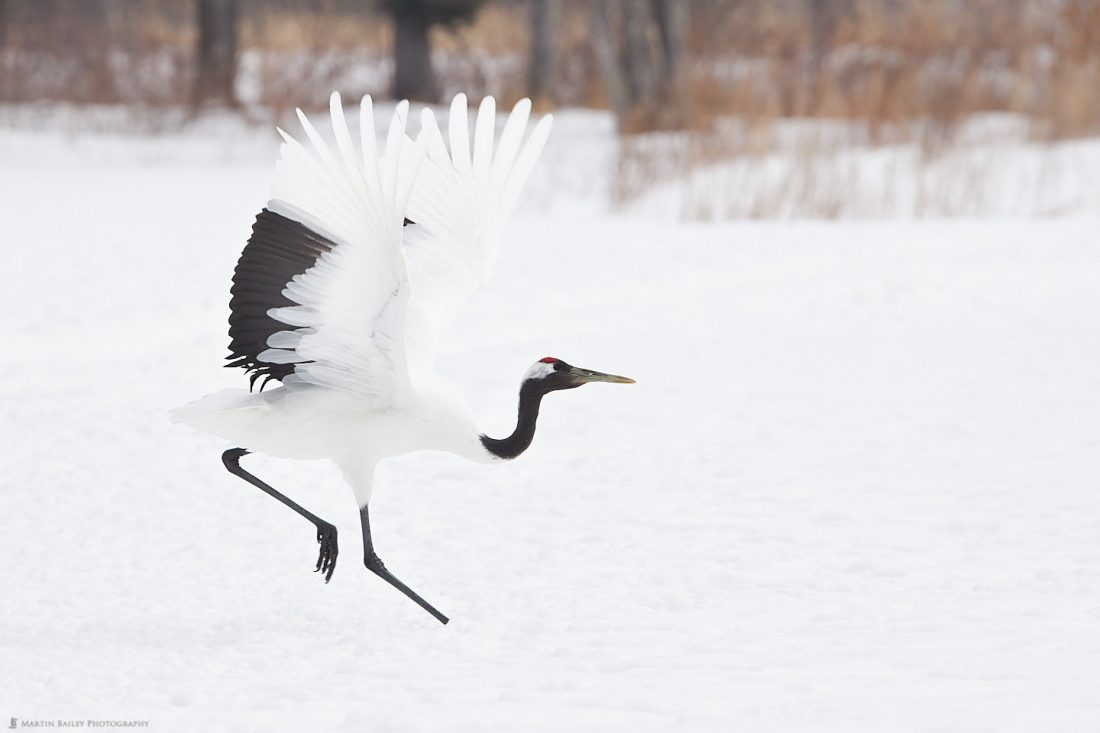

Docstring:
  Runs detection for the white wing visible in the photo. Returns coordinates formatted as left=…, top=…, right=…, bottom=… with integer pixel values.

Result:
left=257, top=92, right=426, bottom=406
left=403, top=94, right=553, bottom=380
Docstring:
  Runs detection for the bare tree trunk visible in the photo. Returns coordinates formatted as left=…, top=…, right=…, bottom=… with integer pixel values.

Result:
left=806, top=0, right=847, bottom=114
left=527, top=0, right=561, bottom=104
left=194, top=0, right=239, bottom=107
left=650, top=0, right=687, bottom=84
left=590, top=1, right=627, bottom=121
left=0, top=0, right=7, bottom=101
left=622, top=0, right=659, bottom=106
left=392, top=9, right=438, bottom=101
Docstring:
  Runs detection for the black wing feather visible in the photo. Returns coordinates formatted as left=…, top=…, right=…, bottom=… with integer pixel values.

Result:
left=225, top=208, right=336, bottom=389
left=225, top=209, right=415, bottom=390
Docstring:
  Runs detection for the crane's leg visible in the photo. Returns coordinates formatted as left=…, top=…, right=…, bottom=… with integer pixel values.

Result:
left=222, top=448, right=338, bottom=582
left=360, top=504, right=449, bottom=625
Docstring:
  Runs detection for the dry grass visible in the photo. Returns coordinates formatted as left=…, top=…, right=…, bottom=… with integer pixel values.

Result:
left=669, top=0, right=1100, bottom=140
left=2, top=0, right=1096, bottom=131
left=0, top=0, right=193, bottom=105
left=0, top=0, right=527, bottom=109
left=613, top=115, right=1100, bottom=219
left=609, top=0, right=1100, bottom=217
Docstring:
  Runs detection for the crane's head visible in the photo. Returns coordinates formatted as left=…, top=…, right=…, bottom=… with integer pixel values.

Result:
left=524, top=357, right=635, bottom=392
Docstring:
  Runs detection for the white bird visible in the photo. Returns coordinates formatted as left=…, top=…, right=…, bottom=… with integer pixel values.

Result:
left=172, top=92, right=634, bottom=624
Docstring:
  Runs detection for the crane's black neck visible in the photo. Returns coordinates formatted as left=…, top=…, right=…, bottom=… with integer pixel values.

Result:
left=479, top=381, right=549, bottom=460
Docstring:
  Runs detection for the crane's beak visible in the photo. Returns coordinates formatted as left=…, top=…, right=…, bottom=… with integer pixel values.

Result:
left=570, top=366, right=636, bottom=385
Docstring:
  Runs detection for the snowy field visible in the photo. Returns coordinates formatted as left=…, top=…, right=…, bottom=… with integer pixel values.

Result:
left=2, top=107, right=1100, bottom=731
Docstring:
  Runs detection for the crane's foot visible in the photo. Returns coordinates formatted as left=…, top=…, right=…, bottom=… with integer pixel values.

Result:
left=314, top=522, right=338, bottom=582
left=365, top=553, right=449, bottom=625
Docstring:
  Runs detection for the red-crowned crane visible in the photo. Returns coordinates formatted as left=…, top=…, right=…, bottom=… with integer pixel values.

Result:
left=172, top=93, right=634, bottom=624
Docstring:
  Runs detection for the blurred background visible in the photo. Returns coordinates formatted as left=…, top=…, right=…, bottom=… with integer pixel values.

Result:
left=4, top=4, right=1100, bottom=729
left=2, top=0, right=1098, bottom=217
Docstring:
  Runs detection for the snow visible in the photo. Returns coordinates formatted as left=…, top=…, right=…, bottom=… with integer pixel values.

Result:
left=2, top=108, right=1100, bottom=731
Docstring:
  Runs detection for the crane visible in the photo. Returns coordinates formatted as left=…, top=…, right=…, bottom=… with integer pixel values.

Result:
left=172, top=92, right=634, bottom=624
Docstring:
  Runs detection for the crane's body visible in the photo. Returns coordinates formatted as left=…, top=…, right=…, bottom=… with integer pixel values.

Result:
left=173, top=93, right=633, bottom=624
left=178, top=376, right=490, bottom=502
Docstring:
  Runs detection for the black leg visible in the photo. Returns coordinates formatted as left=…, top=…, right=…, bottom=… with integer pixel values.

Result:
left=221, top=448, right=338, bottom=582
left=360, top=504, right=449, bottom=625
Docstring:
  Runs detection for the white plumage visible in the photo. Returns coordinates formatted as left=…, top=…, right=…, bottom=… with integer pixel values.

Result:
left=172, top=92, right=630, bottom=623
left=174, top=93, right=550, bottom=503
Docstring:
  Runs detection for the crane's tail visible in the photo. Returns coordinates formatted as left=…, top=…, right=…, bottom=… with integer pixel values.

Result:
left=170, top=388, right=267, bottom=444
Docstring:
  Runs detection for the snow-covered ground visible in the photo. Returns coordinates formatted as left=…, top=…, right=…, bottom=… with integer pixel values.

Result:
left=2, top=107, right=1099, bottom=731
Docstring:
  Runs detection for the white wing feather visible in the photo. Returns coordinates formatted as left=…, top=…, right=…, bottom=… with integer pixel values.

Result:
left=251, top=91, right=550, bottom=403
left=404, top=94, right=553, bottom=379
left=261, top=92, right=426, bottom=406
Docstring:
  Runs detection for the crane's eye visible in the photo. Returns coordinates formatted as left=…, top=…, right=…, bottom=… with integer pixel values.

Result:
left=553, top=361, right=568, bottom=372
